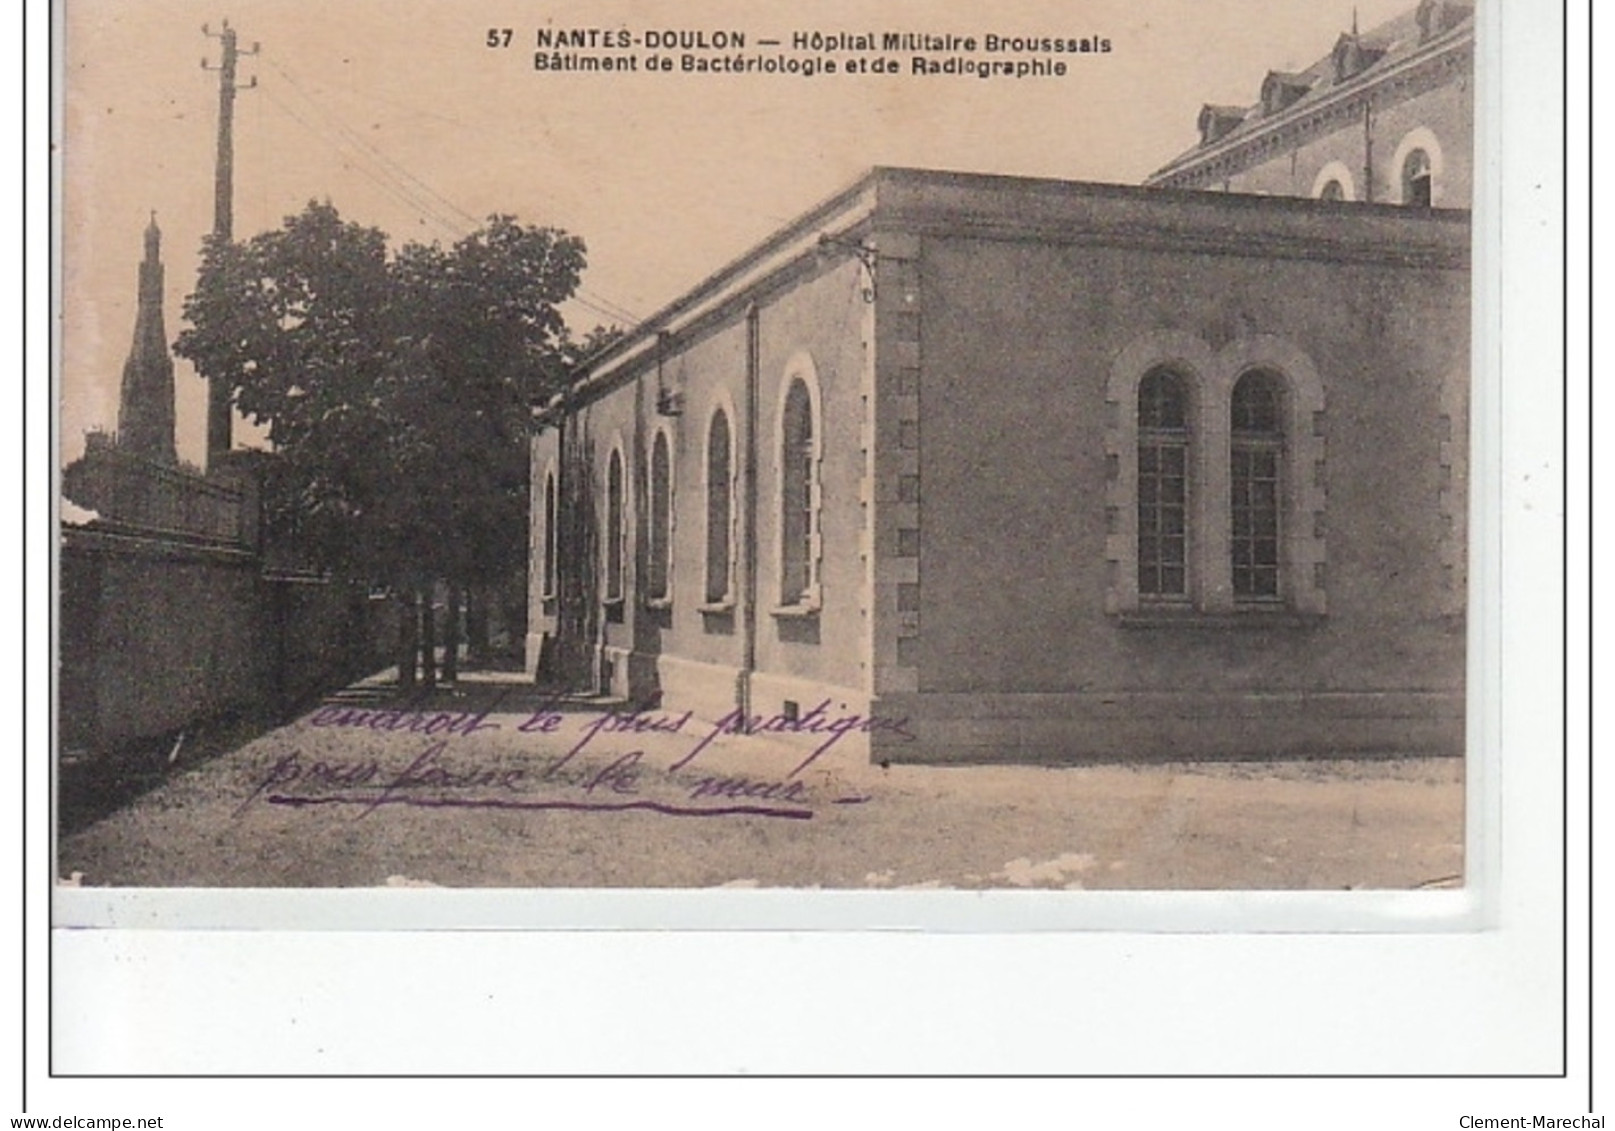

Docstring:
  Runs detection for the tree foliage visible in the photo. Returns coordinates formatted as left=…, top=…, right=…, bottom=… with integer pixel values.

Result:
left=175, top=201, right=590, bottom=594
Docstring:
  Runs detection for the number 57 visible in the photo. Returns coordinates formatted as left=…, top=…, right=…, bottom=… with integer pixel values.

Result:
left=486, top=28, right=513, bottom=47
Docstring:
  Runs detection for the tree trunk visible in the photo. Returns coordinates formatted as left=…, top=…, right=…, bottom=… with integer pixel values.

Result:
left=346, top=584, right=368, bottom=681
left=502, top=576, right=527, bottom=665
left=558, top=426, right=601, bottom=691
left=420, top=585, right=438, bottom=690
left=396, top=589, right=418, bottom=691
left=466, top=585, right=491, bottom=665
left=442, top=583, right=461, bottom=683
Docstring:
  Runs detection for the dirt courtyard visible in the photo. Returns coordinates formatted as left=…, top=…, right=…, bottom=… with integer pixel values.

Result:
left=57, top=676, right=1464, bottom=891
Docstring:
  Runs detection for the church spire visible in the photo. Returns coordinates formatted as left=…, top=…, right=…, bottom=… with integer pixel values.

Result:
left=116, top=213, right=177, bottom=464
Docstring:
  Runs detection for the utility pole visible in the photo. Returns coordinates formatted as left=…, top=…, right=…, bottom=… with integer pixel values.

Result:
left=1361, top=97, right=1375, bottom=204
left=201, top=19, right=258, bottom=461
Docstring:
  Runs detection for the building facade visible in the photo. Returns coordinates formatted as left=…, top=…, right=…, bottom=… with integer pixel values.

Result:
left=1144, top=0, right=1472, bottom=209
left=528, top=168, right=1470, bottom=763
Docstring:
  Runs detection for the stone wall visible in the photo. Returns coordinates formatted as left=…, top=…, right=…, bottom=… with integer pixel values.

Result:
left=59, top=446, right=393, bottom=756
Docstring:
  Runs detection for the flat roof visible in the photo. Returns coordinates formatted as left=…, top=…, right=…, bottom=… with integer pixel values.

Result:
left=542, top=166, right=1469, bottom=416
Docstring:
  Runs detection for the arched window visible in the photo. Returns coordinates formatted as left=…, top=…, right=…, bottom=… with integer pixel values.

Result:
left=705, top=408, right=733, bottom=604
left=1137, top=367, right=1192, bottom=598
left=780, top=378, right=816, bottom=605
left=647, top=430, right=672, bottom=601
left=542, top=469, right=558, bottom=598
left=1230, top=370, right=1286, bottom=600
left=1402, top=149, right=1433, bottom=208
left=1311, top=161, right=1356, bottom=203
left=605, top=448, right=625, bottom=603
left=1108, top=333, right=1325, bottom=619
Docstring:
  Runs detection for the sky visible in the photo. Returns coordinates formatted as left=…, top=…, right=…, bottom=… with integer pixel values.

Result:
left=59, top=0, right=1414, bottom=468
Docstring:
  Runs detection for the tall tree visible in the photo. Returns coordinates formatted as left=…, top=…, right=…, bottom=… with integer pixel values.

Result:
left=391, top=216, right=586, bottom=593
left=176, top=201, right=589, bottom=680
left=177, top=201, right=414, bottom=578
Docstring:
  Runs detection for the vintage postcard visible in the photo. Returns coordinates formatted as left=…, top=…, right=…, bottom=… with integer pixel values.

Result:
left=36, top=0, right=1584, bottom=1103
left=55, top=0, right=1481, bottom=916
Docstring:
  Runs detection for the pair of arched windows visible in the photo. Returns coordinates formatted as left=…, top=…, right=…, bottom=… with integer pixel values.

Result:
left=1319, top=150, right=1429, bottom=204
left=538, top=455, right=627, bottom=609
left=539, top=373, right=820, bottom=618
left=601, top=431, right=675, bottom=609
left=1136, top=367, right=1287, bottom=602
left=1310, top=134, right=1439, bottom=206
left=700, top=375, right=819, bottom=613
left=534, top=455, right=633, bottom=614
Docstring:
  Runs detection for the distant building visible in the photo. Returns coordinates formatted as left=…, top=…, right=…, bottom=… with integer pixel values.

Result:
left=66, top=216, right=272, bottom=531
left=64, top=217, right=250, bottom=546
left=1145, top=0, right=1473, bottom=208
left=527, top=168, right=1469, bottom=763
left=116, top=214, right=179, bottom=465
left=59, top=218, right=390, bottom=757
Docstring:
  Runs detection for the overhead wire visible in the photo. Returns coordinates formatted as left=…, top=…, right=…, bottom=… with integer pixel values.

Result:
left=254, top=51, right=890, bottom=334
left=260, top=84, right=468, bottom=243
left=574, top=289, right=641, bottom=326
left=261, top=82, right=635, bottom=326
left=263, top=54, right=481, bottom=231
left=262, top=52, right=644, bottom=328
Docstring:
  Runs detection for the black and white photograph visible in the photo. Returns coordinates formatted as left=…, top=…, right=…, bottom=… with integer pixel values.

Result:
left=56, top=0, right=1475, bottom=895
left=30, top=0, right=1585, bottom=1109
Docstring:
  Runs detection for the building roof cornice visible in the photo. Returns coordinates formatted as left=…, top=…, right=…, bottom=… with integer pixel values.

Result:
left=536, top=172, right=881, bottom=418
left=1145, top=21, right=1472, bottom=188
left=539, top=168, right=1470, bottom=421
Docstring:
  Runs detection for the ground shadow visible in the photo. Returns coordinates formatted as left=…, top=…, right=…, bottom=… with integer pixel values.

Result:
left=55, top=663, right=614, bottom=838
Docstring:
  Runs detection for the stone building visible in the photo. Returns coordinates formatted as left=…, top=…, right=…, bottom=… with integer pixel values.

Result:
left=526, top=167, right=1470, bottom=763
left=1144, top=0, right=1472, bottom=208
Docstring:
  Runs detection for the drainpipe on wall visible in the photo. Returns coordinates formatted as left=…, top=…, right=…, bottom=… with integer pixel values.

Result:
left=551, top=408, right=570, bottom=686
left=740, top=300, right=761, bottom=717
left=631, top=359, right=648, bottom=704
left=1362, top=98, right=1375, bottom=203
